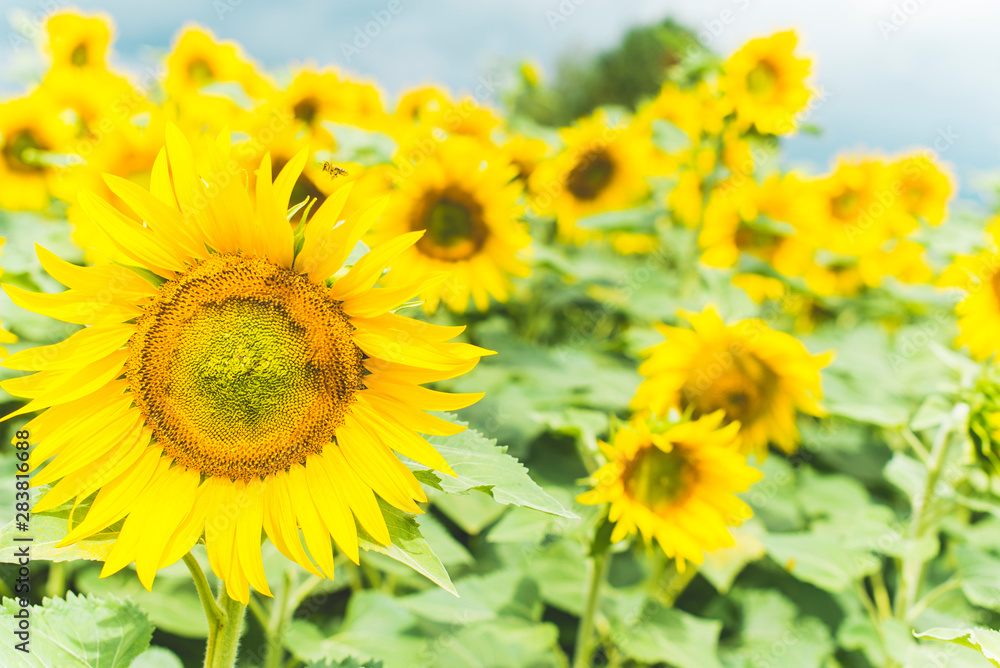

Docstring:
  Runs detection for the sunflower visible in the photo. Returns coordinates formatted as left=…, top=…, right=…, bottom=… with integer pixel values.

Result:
left=370, top=136, right=529, bottom=313
left=281, top=68, right=389, bottom=137
left=891, top=153, right=952, bottom=226
left=44, top=10, right=113, bottom=71
left=2, top=125, right=492, bottom=603
left=632, top=306, right=831, bottom=458
left=940, top=222, right=1000, bottom=360
left=236, top=122, right=338, bottom=222
left=0, top=91, right=74, bottom=211
left=500, top=135, right=549, bottom=190
left=858, top=239, right=933, bottom=288
left=793, top=158, right=910, bottom=256
left=0, top=239, right=17, bottom=357
left=722, top=31, right=811, bottom=136
left=577, top=412, right=761, bottom=569
left=164, top=27, right=274, bottom=127
left=41, top=67, right=141, bottom=142
left=54, top=114, right=165, bottom=261
left=637, top=81, right=728, bottom=143
left=530, top=109, right=660, bottom=242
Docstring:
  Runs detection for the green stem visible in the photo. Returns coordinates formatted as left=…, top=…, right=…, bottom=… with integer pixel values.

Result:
left=906, top=578, right=962, bottom=624
left=45, top=562, right=66, bottom=599
left=895, top=404, right=967, bottom=620
left=184, top=552, right=225, bottom=666
left=573, top=551, right=610, bottom=668
left=207, top=587, right=247, bottom=668
left=263, top=570, right=294, bottom=668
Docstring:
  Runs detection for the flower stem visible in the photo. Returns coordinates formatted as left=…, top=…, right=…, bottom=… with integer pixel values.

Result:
left=573, top=551, right=610, bottom=668
left=263, top=570, right=294, bottom=668
left=184, top=552, right=226, bottom=666
left=894, top=403, right=967, bottom=620
left=207, top=587, right=247, bottom=668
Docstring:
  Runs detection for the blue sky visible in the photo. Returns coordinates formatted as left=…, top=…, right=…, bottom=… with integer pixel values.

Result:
left=1, top=0, right=996, bottom=202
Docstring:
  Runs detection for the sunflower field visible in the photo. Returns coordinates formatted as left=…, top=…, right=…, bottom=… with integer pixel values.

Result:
left=1, top=8, right=999, bottom=668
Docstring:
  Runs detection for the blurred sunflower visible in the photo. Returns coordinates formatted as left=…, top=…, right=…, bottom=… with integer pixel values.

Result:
left=281, top=68, right=389, bottom=137
left=722, top=31, right=811, bottom=136
left=632, top=306, right=831, bottom=458
left=164, top=26, right=274, bottom=127
left=54, top=117, right=165, bottom=260
left=2, top=125, right=491, bottom=603
left=44, top=10, right=113, bottom=71
left=637, top=81, right=728, bottom=143
left=0, top=240, right=16, bottom=357
left=892, top=153, right=952, bottom=226
left=500, top=134, right=549, bottom=189
left=41, top=67, right=141, bottom=142
left=794, top=158, right=909, bottom=256
left=940, top=222, right=1000, bottom=360
left=531, top=109, right=659, bottom=242
left=577, top=413, right=761, bottom=569
left=371, top=135, right=529, bottom=313
left=0, top=91, right=74, bottom=211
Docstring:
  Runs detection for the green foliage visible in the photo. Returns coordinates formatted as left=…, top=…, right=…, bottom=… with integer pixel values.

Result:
left=0, top=592, right=153, bottom=667
left=508, top=19, right=711, bottom=126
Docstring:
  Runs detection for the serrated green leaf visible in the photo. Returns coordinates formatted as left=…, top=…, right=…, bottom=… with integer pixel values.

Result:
left=75, top=566, right=209, bottom=638
left=0, top=592, right=153, bottom=668
left=358, top=499, right=455, bottom=595
left=915, top=627, right=1000, bottom=666
left=606, top=591, right=723, bottom=668
left=419, top=416, right=575, bottom=519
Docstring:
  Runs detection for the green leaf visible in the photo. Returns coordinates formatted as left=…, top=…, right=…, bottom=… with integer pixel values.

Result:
left=0, top=592, right=153, bottom=668
left=131, top=647, right=184, bottom=668
left=651, top=118, right=691, bottom=153
left=306, top=659, right=384, bottom=668
left=0, top=483, right=124, bottom=563
left=915, top=627, right=1000, bottom=666
left=761, top=531, right=880, bottom=592
left=955, top=547, right=1000, bottom=611
left=417, top=416, right=575, bottom=519
left=0, top=515, right=119, bottom=563
left=358, top=499, right=455, bottom=595
left=574, top=204, right=660, bottom=234
left=75, top=565, right=209, bottom=638
left=721, top=590, right=834, bottom=668
left=700, top=523, right=766, bottom=594
left=430, top=618, right=564, bottom=668
left=606, top=591, right=723, bottom=668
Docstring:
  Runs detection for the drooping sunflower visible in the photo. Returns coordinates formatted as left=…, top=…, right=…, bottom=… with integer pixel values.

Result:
left=722, top=31, right=811, bottom=136
left=2, top=125, right=492, bottom=603
left=44, top=10, right=113, bottom=71
left=940, top=222, right=1000, bottom=360
left=632, top=307, right=832, bottom=458
left=577, top=413, right=762, bottom=569
left=0, top=91, right=74, bottom=211
left=370, top=136, right=529, bottom=313
left=530, top=109, right=661, bottom=242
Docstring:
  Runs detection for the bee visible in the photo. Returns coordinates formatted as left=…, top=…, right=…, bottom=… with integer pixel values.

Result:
left=322, top=161, right=349, bottom=179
